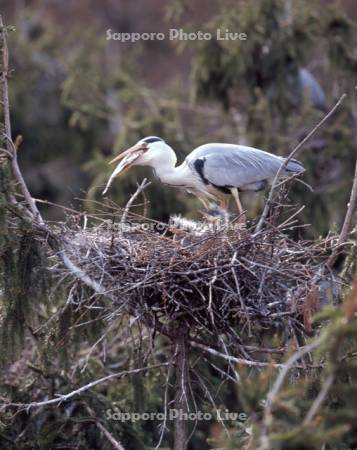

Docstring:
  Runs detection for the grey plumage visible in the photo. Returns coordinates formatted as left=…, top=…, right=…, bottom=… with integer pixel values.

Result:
left=104, top=136, right=305, bottom=215
left=186, top=143, right=304, bottom=192
left=296, top=68, right=327, bottom=112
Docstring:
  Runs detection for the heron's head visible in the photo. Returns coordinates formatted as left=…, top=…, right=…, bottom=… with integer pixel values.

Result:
left=102, top=136, right=178, bottom=195
left=108, top=136, right=177, bottom=173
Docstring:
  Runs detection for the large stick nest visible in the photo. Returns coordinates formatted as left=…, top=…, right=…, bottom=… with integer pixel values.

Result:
left=43, top=205, right=340, bottom=339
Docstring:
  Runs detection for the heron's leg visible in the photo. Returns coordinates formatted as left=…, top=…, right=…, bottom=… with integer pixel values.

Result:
left=196, top=194, right=210, bottom=210
left=230, top=188, right=246, bottom=224
left=230, top=188, right=243, bottom=214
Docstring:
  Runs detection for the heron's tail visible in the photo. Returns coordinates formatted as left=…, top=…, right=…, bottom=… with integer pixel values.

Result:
left=285, top=158, right=304, bottom=173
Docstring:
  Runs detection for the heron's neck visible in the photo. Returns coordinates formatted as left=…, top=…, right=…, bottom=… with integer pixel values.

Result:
left=151, top=160, right=190, bottom=187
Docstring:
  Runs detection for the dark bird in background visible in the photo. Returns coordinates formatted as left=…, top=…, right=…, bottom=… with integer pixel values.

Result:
left=295, top=67, right=328, bottom=112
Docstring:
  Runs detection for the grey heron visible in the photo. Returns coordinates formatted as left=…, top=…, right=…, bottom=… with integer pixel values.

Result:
left=102, top=137, right=304, bottom=215
left=296, top=68, right=327, bottom=112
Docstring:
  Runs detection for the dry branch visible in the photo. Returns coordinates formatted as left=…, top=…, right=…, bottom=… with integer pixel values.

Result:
left=191, top=341, right=287, bottom=368
left=3, top=363, right=168, bottom=410
left=173, top=326, right=190, bottom=450
left=120, top=178, right=151, bottom=227
left=85, top=405, right=127, bottom=450
left=326, top=160, right=357, bottom=269
left=264, top=337, right=323, bottom=411
left=0, top=15, right=43, bottom=222
left=256, top=93, right=347, bottom=232
left=303, top=372, right=335, bottom=424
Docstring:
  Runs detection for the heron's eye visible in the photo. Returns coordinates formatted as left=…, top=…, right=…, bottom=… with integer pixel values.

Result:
left=143, top=137, right=163, bottom=144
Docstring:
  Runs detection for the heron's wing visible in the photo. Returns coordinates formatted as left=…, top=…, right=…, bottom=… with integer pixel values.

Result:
left=186, top=144, right=287, bottom=189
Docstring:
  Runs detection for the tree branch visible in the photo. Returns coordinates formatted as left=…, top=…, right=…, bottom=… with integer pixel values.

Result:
left=191, top=340, right=289, bottom=369
left=121, top=178, right=151, bottom=227
left=264, top=337, right=322, bottom=409
left=85, top=404, right=127, bottom=450
left=3, top=363, right=168, bottom=410
left=326, top=160, right=357, bottom=269
left=303, top=372, right=335, bottom=424
left=0, top=15, right=43, bottom=222
left=173, top=325, right=190, bottom=450
left=255, top=94, right=347, bottom=233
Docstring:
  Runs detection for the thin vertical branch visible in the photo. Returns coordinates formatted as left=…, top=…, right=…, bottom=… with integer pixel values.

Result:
left=0, top=15, right=43, bottom=222
left=255, top=94, right=347, bottom=233
left=120, top=178, right=151, bottom=227
left=303, top=372, right=335, bottom=424
left=0, top=16, right=11, bottom=141
left=259, top=337, right=323, bottom=450
left=326, top=160, right=357, bottom=269
left=173, top=325, right=190, bottom=450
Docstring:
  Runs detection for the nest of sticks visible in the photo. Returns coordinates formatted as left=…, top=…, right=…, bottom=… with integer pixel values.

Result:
left=40, top=194, right=341, bottom=343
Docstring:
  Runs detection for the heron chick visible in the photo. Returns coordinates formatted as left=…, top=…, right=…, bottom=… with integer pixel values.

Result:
left=103, top=136, right=304, bottom=215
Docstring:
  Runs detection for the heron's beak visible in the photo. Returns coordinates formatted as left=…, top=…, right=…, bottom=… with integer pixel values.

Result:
left=108, top=143, right=147, bottom=165
left=102, top=143, right=148, bottom=195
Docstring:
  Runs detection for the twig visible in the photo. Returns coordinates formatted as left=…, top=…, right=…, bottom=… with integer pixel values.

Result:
left=258, top=336, right=323, bottom=450
left=191, top=341, right=287, bottom=369
left=303, top=372, right=335, bottom=424
left=155, top=360, right=174, bottom=450
left=0, top=146, right=12, bottom=158
left=4, top=363, right=168, bottom=410
left=255, top=94, right=347, bottom=232
left=173, top=325, right=190, bottom=450
left=263, top=337, right=323, bottom=414
left=326, top=160, right=357, bottom=269
left=85, top=404, right=127, bottom=450
left=0, top=17, right=11, bottom=143
left=121, top=178, right=151, bottom=227
left=191, top=367, right=230, bottom=436
left=59, top=250, right=107, bottom=295
left=0, top=16, right=43, bottom=222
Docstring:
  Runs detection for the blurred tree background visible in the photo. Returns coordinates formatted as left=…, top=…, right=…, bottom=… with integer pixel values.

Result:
left=2, top=0, right=356, bottom=232
left=1, top=1, right=357, bottom=449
